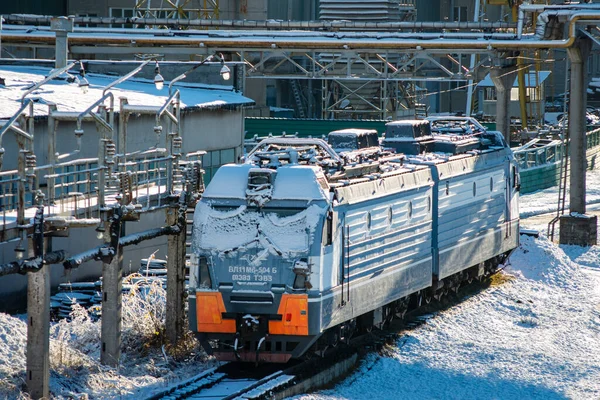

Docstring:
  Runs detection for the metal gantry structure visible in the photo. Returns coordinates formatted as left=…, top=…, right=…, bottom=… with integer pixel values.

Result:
left=0, top=6, right=594, bottom=120
left=0, top=15, right=518, bottom=120
left=134, top=0, right=220, bottom=21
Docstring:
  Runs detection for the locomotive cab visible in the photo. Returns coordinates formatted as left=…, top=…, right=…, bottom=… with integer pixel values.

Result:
left=189, top=157, right=331, bottom=363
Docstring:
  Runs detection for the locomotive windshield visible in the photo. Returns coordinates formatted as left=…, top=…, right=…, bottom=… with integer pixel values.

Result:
left=194, top=202, right=323, bottom=256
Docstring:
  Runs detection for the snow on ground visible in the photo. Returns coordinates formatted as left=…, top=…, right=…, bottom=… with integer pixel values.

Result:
left=2, top=170, right=600, bottom=399
left=519, top=167, right=600, bottom=220
left=293, top=235, right=600, bottom=400
left=0, top=282, right=219, bottom=399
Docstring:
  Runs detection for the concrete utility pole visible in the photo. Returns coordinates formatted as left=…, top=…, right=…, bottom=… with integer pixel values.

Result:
left=100, top=210, right=123, bottom=367
left=26, top=201, right=50, bottom=399
left=560, top=36, right=597, bottom=246
left=490, top=64, right=518, bottom=144
left=166, top=200, right=187, bottom=344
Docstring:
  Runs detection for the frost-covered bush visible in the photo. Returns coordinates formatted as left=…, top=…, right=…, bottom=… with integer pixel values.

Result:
left=0, top=313, right=27, bottom=396
left=122, top=279, right=168, bottom=354
left=0, top=278, right=209, bottom=399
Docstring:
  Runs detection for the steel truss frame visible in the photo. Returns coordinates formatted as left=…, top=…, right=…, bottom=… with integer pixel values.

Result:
left=134, top=0, right=220, bottom=21
left=237, top=48, right=498, bottom=119
left=2, top=3, right=600, bottom=118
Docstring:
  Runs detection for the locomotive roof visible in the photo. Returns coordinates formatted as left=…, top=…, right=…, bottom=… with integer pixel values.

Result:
left=201, top=130, right=511, bottom=206
left=327, top=128, right=379, bottom=136
left=385, top=119, right=429, bottom=126
left=202, top=163, right=330, bottom=203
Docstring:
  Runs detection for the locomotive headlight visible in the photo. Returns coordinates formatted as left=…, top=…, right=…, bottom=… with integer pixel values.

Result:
left=293, top=258, right=312, bottom=290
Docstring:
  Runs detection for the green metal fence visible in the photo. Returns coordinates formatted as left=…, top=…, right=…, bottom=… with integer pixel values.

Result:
left=516, top=127, right=600, bottom=194
left=245, top=117, right=388, bottom=139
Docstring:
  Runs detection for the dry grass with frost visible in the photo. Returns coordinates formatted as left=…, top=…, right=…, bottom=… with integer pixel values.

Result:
left=0, top=280, right=214, bottom=399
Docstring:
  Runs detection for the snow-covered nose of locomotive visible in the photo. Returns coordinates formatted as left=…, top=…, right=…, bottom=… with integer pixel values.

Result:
left=190, top=163, right=330, bottom=294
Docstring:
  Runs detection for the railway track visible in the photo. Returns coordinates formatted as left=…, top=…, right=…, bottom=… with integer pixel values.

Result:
left=148, top=272, right=503, bottom=400
left=151, top=363, right=296, bottom=400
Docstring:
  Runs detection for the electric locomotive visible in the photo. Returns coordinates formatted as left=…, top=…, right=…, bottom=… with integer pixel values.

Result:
left=188, top=123, right=519, bottom=363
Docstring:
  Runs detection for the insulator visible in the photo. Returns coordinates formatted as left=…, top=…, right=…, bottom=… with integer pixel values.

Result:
left=119, top=171, right=133, bottom=204
left=105, top=142, right=116, bottom=157
left=173, top=136, right=183, bottom=149
left=26, top=154, right=37, bottom=169
left=153, top=125, right=163, bottom=135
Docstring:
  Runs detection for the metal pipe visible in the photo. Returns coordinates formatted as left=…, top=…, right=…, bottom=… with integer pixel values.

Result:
left=64, top=191, right=187, bottom=269
left=2, top=11, right=599, bottom=51
left=534, top=13, right=550, bottom=40
left=0, top=250, right=68, bottom=277
left=76, top=92, right=114, bottom=132
left=44, top=216, right=101, bottom=227
left=466, top=0, right=481, bottom=116
left=102, top=59, right=151, bottom=96
left=517, top=58, right=529, bottom=130
left=517, top=6, right=525, bottom=40
left=519, top=4, right=600, bottom=12
left=168, top=54, right=217, bottom=97
left=63, top=225, right=179, bottom=269
left=156, top=90, right=179, bottom=126
left=20, top=61, right=77, bottom=104
left=56, top=135, right=82, bottom=160
left=0, top=100, right=35, bottom=152
left=2, top=15, right=517, bottom=31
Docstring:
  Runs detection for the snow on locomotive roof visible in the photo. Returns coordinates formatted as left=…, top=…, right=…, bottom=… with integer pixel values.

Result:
left=271, top=166, right=329, bottom=201
left=202, top=164, right=253, bottom=200
left=0, top=65, right=254, bottom=118
left=385, top=120, right=429, bottom=126
left=202, top=163, right=328, bottom=202
left=327, top=128, right=378, bottom=136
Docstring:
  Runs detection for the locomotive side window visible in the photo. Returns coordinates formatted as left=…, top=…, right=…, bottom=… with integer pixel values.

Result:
left=512, top=166, right=520, bottom=190
left=322, top=211, right=333, bottom=246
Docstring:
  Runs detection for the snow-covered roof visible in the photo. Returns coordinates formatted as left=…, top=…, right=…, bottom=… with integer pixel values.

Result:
left=0, top=65, right=254, bottom=119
